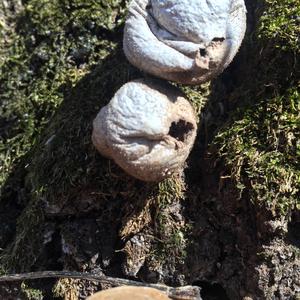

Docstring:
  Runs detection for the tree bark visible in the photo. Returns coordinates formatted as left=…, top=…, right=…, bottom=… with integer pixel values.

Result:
left=0, top=0, right=299, bottom=299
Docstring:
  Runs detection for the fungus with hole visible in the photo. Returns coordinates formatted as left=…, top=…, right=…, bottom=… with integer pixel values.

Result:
left=86, top=286, right=171, bottom=300
left=123, top=0, right=247, bottom=84
left=92, top=79, right=197, bottom=182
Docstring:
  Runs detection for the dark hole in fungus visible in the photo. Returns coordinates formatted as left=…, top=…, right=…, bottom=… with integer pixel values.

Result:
left=146, top=4, right=152, bottom=9
left=212, top=37, right=225, bottom=42
left=200, top=48, right=207, bottom=57
left=168, top=119, right=194, bottom=142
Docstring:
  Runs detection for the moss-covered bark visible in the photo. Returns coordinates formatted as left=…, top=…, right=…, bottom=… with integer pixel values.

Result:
left=0, top=0, right=299, bottom=299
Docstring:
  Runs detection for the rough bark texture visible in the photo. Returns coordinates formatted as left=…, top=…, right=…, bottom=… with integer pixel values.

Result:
left=0, top=0, right=299, bottom=300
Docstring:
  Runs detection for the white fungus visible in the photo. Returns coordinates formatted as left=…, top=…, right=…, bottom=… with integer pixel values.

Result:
left=92, top=79, right=197, bottom=182
left=123, top=0, right=247, bottom=84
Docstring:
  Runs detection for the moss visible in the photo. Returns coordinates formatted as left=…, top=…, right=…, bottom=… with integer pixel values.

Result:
left=52, top=278, right=79, bottom=299
left=212, top=0, right=299, bottom=216
left=1, top=203, right=46, bottom=271
left=152, top=177, right=188, bottom=263
left=259, top=0, right=300, bottom=51
left=0, top=265, right=6, bottom=276
left=0, top=0, right=205, bottom=271
left=0, top=0, right=130, bottom=271
left=0, top=0, right=126, bottom=191
left=181, top=82, right=211, bottom=118
left=215, top=87, right=299, bottom=215
left=21, top=282, right=43, bottom=300
left=0, top=0, right=211, bottom=272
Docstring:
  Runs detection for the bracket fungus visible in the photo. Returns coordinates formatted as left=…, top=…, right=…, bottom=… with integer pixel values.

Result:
left=87, top=286, right=171, bottom=300
left=123, top=0, right=247, bottom=84
left=92, top=79, right=197, bottom=182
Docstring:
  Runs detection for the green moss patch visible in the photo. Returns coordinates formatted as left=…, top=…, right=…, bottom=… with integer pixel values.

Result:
left=212, top=0, right=299, bottom=216
left=0, top=0, right=126, bottom=192
left=215, top=87, right=299, bottom=215
left=0, top=0, right=131, bottom=272
left=259, top=0, right=300, bottom=51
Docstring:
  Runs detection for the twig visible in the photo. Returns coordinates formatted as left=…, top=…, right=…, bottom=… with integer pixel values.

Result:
left=0, top=271, right=201, bottom=300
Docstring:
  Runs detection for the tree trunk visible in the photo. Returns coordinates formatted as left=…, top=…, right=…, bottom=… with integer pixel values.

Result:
left=0, top=0, right=299, bottom=299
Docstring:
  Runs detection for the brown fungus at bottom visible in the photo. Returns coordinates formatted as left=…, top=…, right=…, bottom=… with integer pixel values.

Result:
left=86, top=286, right=171, bottom=300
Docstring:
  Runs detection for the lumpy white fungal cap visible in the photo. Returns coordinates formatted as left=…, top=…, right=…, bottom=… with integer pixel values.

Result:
left=151, top=0, right=232, bottom=44
left=123, top=0, right=247, bottom=84
left=92, top=79, right=197, bottom=182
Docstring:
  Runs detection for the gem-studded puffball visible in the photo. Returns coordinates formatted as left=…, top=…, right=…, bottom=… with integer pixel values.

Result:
left=92, top=79, right=197, bottom=182
left=123, top=0, right=246, bottom=84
